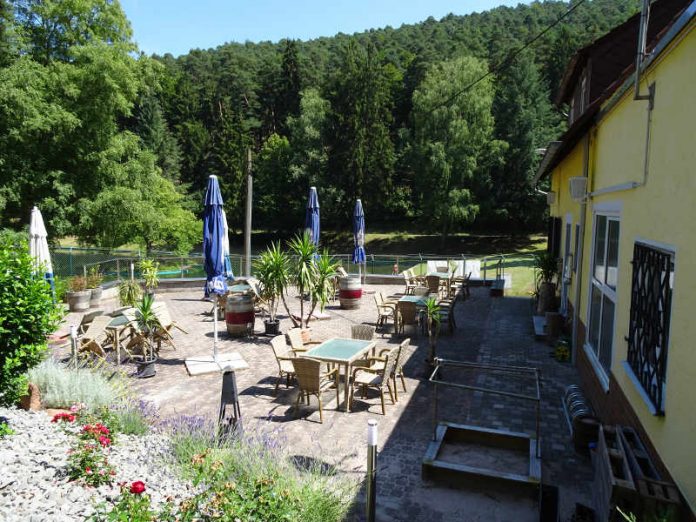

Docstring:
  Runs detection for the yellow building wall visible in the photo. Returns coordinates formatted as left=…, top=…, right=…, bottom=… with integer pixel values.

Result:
left=550, top=22, right=696, bottom=511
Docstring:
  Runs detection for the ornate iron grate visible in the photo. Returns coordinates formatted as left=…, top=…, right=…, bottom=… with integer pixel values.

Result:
left=626, top=243, right=673, bottom=414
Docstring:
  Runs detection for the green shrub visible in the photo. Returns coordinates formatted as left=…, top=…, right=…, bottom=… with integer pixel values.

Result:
left=0, top=236, right=63, bottom=407
left=164, top=419, right=352, bottom=522
left=28, top=359, right=122, bottom=409
left=0, top=419, right=13, bottom=438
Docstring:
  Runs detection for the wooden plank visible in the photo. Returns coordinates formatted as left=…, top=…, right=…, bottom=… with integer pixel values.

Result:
left=429, top=458, right=534, bottom=485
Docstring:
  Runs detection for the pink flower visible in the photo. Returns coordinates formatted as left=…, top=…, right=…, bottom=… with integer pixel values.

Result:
left=130, top=481, right=146, bottom=495
left=98, top=435, right=111, bottom=447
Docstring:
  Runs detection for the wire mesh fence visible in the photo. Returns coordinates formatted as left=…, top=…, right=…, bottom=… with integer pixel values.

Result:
left=52, top=248, right=538, bottom=297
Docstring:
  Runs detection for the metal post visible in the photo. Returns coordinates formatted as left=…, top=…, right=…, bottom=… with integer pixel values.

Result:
left=130, top=261, right=135, bottom=281
left=244, top=148, right=253, bottom=277
left=366, top=420, right=378, bottom=522
left=116, top=259, right=120, bottom=280
left=69, top=325, right=78, bottom=368
left=83, top=265, right=87, bottom=278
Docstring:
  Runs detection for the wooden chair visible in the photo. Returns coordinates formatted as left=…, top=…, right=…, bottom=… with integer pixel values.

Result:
left=437, top=298, right=457, bottom=333
left=78, top=309, right=105, bottom=334
left=153, top=303, right=188, bottom=350
left=397, top=301, right=419, bottom=336
left=270, top=335, right=300, bottom=394
left=291, top=357, right=339, bottom=423
left=78, top=316, right=113, bottom=358
left=374, top=294, right=396, bottom=331
left=350, top=346, right=399, bottom=415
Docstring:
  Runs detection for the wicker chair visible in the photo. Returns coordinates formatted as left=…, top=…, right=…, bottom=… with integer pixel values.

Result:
left=350, top=346, right=399, bottom=415
left=403, top=269, right=417, bottom=295
left=413, top=286, right=429, bottom=297
left=425, top=275, right=440, bottom=296
left=351, top=324, right=375, bottom=341
left=373, top=294, right=396, bottom=330
left=437, top=298, right=457, bottom=333
left=361, top=338, right=409, bottom=401
left=291, top=357, right=339, bottom=423
left=270, top=335, right=301, bottom=394
left=397, top=301, right=419, bottom=336
left=286, top=327, right=322, bottom=353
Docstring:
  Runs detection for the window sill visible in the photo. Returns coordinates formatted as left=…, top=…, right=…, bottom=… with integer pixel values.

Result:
left=582, top=344, right=610, bottom=392
left=621, top=361, right=662, bottom=416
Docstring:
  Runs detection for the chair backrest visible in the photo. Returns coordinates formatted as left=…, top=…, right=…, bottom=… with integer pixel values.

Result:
left=426, top=275, right=440, bottom=294
left=270, top=335, right=290, bottom=368
left=381, top=347, right=400, bottom=387
left=122, top=307, right=138, bottom=324
left=336, top=266, right=348, bottom=278
left=351, top=324, right=375, bottom=341
left=82, top=315, right=112, bottom=341
left=286, top=328, right=304, bottom=351
left=398, top=301, right=417, bottom=325
left=80, top=309, right=104, bottom=327
left=413, top=286, right=429, bottom=297
left=373, top=293, right=383, bottom=308
left=153, top=303, right=172, bottom=327
left=436, top=264, right=448, bottom=273
left=291, top=357, right=322, bottom=393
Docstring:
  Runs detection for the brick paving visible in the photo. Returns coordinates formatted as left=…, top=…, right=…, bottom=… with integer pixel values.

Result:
left=58, top=285, right=593, bottom=521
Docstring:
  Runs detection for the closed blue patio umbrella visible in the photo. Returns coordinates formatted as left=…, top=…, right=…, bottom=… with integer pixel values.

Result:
left=203, top=175, right=228, bottom=298
left=305, top=186, right=320, bottom=247
left=352, top=199, right=366, bottom=280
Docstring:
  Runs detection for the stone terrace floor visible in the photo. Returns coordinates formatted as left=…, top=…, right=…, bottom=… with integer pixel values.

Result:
left=57, top=285, right=593, bottom=521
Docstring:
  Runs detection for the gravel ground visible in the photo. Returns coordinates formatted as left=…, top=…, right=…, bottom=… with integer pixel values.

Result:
left=0, top=407, right=194, bottom=521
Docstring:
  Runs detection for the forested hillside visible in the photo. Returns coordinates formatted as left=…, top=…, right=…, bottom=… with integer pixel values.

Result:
left=0, top=0, right=640, bottom=250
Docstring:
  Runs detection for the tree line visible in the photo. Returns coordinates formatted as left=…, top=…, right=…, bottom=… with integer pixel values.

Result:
left=0, top=0, right=640, bottom=251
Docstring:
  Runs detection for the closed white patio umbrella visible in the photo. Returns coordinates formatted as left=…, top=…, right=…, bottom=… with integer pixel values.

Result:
left=29, top=206, right=54, bottom=293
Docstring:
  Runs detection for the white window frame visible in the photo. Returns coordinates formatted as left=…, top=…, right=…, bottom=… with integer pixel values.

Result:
left=584, top=207, right=621, bottom=390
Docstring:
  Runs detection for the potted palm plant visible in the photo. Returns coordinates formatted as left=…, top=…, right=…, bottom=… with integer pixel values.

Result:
left=307, top=250, right=339, bottom=321
left=86, top=267, right=104, bottom=308
left=66, top=276, right=91, bottom=312
left=118, top=278, right=142, bottom=307
left=139, top=259, right=159, bottom=298
left=287, top=231, right=317, bottom=339
left=134, top=294, right=160, bottom=378
left=254, top=242, right=291, bottom=335
left=535, top=251, right=559, bottom=315
left=424, top=297, right=441, bottom=366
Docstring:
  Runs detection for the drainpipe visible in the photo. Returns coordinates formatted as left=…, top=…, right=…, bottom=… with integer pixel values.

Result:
left=571, top=134, right=590, bottom=365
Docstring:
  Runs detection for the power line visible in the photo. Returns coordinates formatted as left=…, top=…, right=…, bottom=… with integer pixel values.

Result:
left=434, top=0, right=588, bottom=110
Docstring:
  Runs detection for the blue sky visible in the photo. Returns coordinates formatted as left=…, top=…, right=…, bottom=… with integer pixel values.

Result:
left=120, top=0, right=525, bottom=56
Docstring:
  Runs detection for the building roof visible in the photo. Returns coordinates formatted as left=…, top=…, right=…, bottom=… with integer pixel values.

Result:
left=535, top=0, right=695, bottom=183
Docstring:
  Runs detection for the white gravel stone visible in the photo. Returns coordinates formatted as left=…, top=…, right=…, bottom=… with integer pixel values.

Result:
left=0, top=407, right=195, bottom=521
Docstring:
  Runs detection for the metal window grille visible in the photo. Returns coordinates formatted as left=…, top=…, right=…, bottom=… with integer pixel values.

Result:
left=626, top=243, right=673, bottom=414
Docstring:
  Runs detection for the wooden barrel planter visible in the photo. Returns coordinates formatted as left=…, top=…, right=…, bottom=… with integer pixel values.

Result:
left=225, top=294, right=255, bottom=337
left=339, top=276, right=362, bottom=310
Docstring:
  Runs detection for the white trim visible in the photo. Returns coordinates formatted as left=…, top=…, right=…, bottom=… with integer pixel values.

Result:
left=584, top=343, right=610, bottom=392
left=565, top=213, right=573, bottom=225
left=634, top=237, right=676, bottom=255
left=592, top=200, right=623, bottom=214
left=622, top=361, right=659, bottom=416
left=589, top=182, right=641, bottom=198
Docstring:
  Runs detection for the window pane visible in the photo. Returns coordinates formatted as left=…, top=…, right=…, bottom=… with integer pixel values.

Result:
left=589, top=285, right=602, bottom=354
left=606, top=220, right=620, bottom=288
left=599, top=296, right=615, bottom=372
left=594, top=216, right=607, bottom=282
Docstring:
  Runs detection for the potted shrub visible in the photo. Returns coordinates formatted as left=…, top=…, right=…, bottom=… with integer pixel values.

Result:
left=118, top=279, right=142, bottom=307
left=424, top=297, right=441, bottom=366
left=66, top=276, right=91, bottom=312
left=535, top=251, right=559, bottom=315
left=287, top=231, right=318, bottom=336
left=134, top=294, right=160, bottom=378
left=307, top=250, right=339, bottom=321
left=254, top=243, right=290, bottom=336
left=139, top=259, right=159, bottom=298
left=86, top=267, right=104, bottom=308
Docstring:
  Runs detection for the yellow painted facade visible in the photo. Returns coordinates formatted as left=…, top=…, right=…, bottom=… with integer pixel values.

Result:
left=548, top=20, right=696, bottom=511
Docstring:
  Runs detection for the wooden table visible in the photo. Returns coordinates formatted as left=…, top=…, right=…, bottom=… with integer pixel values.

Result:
left=106, top=315, right=131, bottom=364
left=304, top=338, right=375, bottom=412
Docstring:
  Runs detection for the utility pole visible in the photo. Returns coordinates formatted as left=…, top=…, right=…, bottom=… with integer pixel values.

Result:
left=244, top=148, right=253, bottom=277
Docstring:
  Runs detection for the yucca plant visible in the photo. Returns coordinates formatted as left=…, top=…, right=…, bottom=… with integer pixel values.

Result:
left=308, top=250, right=339, bottom=319
left=254, top=242, right=291, bottom=325
left=119, top=279, right=142, bottom=307
left=139, top=259, right=160, bottom=292
left=424, top=297, right=441, bottom=365
left=287, top=231, right=318, bottom=328
left=134, top=294, right=161, bottom=364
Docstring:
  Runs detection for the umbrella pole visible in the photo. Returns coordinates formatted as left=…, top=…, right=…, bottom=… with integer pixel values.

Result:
left=214, top=302, right=219, bottom=363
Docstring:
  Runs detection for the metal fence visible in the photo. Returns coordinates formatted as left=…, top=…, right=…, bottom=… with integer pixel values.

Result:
left=53, top=248, right=538, bottom=297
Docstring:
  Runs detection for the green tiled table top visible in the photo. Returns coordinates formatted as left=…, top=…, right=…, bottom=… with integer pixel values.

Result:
left=399, top=295, right=427, bottom=305
left=108, top=315, right=129, bottom=327
left=228, top=284, right=252, bottom=293
left=427, top=271, right=451, bottom=278
left=305, top=338, right=373, bottom=362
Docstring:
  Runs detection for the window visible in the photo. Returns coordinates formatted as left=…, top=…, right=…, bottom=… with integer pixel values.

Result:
left=587, top=214, right=620, bottom=376
left=626, top=242, right=673, bottom=414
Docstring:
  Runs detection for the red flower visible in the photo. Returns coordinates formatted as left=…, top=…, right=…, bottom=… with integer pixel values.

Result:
left=51, top=413, right=76, bottom=423
left=98, top=435, right=111, bottom=447
left=85, top=467, right=92, bottom=474
left=130, top=481, right=146, bottom=495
